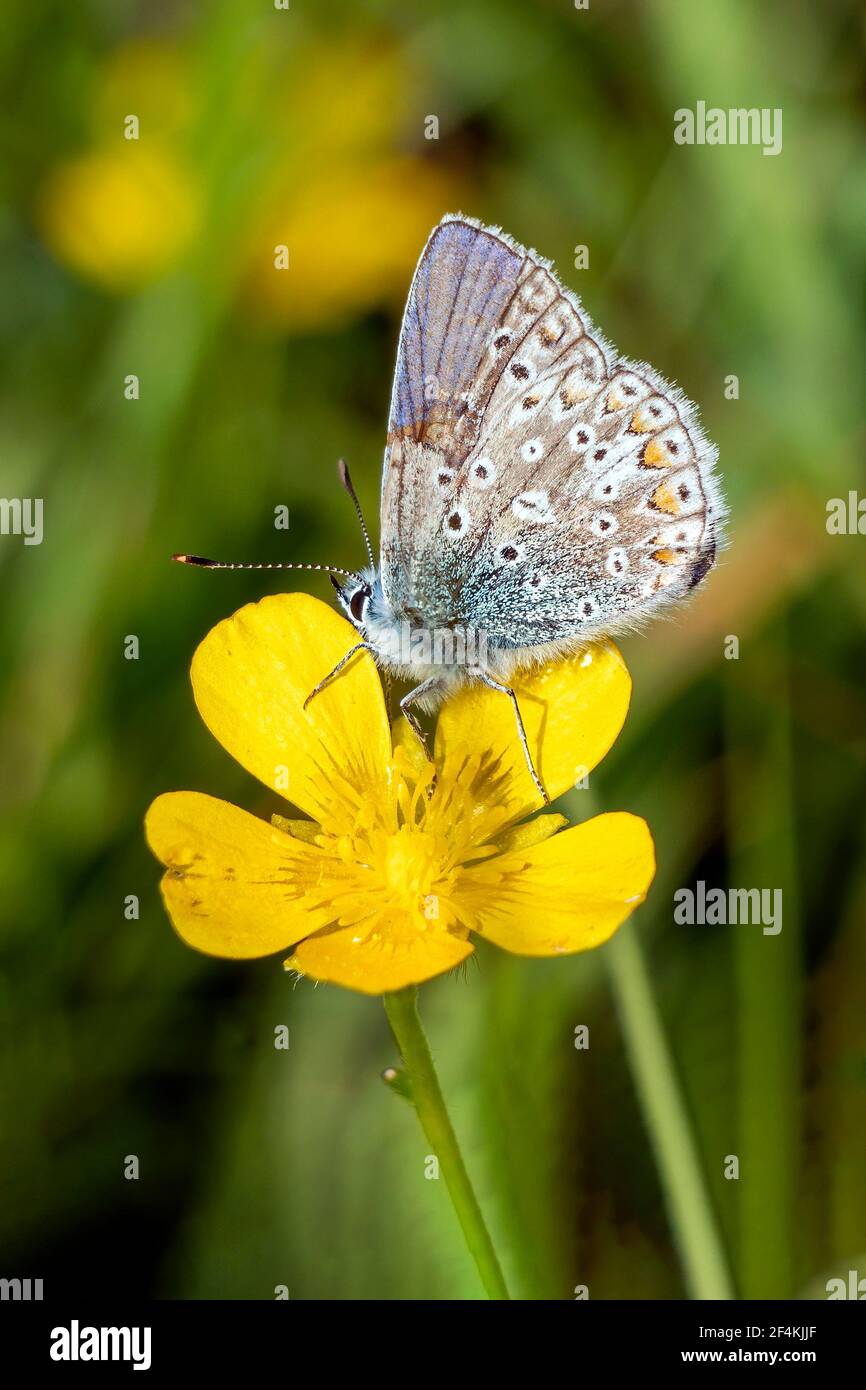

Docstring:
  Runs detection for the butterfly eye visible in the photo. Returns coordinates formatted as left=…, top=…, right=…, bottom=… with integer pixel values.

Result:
left=350, top=588, right=369, bottom=623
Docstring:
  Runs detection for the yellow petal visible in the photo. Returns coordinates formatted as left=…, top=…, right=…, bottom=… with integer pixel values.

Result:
left=190, top=593, right=391, bottom=832
left=145, top=791, right=334, bottom=958
left=465, top=812, right=655, bottom=956
left=435, top=642, right=632, bottom=834
left=286, top=922, right=474, bottom=995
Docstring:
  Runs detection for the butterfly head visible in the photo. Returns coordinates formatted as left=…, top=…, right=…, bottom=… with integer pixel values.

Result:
left=331, top=567, right=377, bottom=633
left=331, top=568, right=417, bottom=674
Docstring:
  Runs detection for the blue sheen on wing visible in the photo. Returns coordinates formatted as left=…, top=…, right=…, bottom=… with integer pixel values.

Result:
left=389, top=217, right=521, bottom=440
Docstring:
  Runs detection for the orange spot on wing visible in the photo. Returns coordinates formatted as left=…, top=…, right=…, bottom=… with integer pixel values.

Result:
left=650, top=483, right=680, bottom=515
left=630, top=409, right=656, bottom=433
left=651, top=548, right=677, bottom=565
left=641, top=438, right=670, bottom=467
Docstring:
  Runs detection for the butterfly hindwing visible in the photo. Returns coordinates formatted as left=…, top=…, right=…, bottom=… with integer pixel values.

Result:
left=381, top=214, right=723, bottom=647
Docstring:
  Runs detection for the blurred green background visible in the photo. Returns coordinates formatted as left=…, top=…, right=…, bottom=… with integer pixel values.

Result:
left=1, top=0, right=864, bottom=1300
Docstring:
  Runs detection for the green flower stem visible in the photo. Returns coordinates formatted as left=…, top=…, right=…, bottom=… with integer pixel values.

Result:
left=606, top=923, right=736, bottom=1300
left=383, top=986, right=510, bottom=1300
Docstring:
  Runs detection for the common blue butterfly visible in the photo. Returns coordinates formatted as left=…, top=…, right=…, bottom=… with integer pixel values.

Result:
left=177, top=214, right=725, bottom=801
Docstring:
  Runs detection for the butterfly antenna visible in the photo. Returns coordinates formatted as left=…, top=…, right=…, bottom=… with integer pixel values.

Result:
left=337, top=459, right=375, bottom=570
left=172, top=555, right=362, bottom=581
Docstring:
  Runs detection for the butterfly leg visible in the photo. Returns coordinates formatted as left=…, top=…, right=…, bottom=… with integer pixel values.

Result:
left=303, top=642, right=374, bottom=710
left=399, top=678, right=444, bottom=786
left=471, top=671, right=549, bottom=805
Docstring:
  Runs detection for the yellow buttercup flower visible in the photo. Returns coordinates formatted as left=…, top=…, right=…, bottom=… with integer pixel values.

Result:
left=145, top=594, right=655, bottom=994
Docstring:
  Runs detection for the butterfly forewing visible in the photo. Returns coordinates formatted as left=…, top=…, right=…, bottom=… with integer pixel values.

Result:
left=381, top=214, right=723, bottom=647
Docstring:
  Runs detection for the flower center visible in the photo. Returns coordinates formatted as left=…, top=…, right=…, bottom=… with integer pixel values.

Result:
left=383, top=826, right=441, bottom=901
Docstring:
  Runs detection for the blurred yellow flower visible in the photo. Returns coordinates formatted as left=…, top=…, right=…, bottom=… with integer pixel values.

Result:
left=275, top=37, right=416, bottom=163
left=94, top=39, right=193, bottom=141
left=242, top=157, right=455, bottom=330
left=37, top=28, right=461, bottom=321
left=145, top=594, right=655, bottom=994
left=39, top=145, right=200, bottom=292
left=37, top=39, right=199, bottom=292
left=240, top=35, right=461, bottom=329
